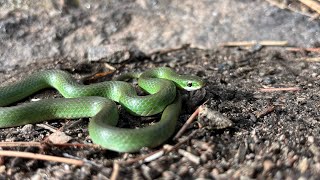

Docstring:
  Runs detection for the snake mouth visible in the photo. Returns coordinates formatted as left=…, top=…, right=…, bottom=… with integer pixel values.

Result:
left=185, top=86, right=204, bottom=91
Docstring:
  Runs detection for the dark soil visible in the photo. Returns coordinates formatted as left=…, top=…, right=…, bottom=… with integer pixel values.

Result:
left=0, top=46, right=319, bottom=179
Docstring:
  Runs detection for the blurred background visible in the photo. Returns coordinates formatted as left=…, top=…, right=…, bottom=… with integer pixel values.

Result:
left=0, top=0, right=319, bottom=70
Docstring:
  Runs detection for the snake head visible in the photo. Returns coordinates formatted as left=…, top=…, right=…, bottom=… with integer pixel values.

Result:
left=175, top=75, right=206, bottom=91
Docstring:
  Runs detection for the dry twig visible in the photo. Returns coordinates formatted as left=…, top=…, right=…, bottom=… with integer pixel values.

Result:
left=258, top=87, right=301, bottom=92
left=256, top=105, right=276, bottom=119
left=0, top=150, right=84, bottom=166
left=177, top=148, right=201, bottom=164
left=299, top=0, right=320, bottom=14
left=121, top=130, right=199, bottom=165
left=266, top=0, right=319, bottom=18
left=221, top=40, right=288, bottom=47
left=286, top=47, right=320, bottom=52
left=0, top=141, right=100, bottom=149
left=110, top=162, right=120, bottom=180
left=173, top=105, right=203, bottom=140
left=300, top=57, right=320, bottom=62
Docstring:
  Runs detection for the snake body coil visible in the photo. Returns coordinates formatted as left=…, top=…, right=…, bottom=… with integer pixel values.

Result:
left=0, top=67, right=204, bottom=152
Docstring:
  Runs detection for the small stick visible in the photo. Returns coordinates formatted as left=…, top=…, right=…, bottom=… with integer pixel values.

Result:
left=168, top=130, right=199, bottom=152
left=0, top=142, right=42, bottom=147
left=301, top=57, right=320, bottom=62
left=104, top=63, right=116, bottom=71
left=0, top=150, right=84, bottom=166
left=143, top=150, right=165, bottom=163
left=121, top=130, right=199, bottom=165
left=110, top=162, right=120, bottom=180
left=258, top=87, right=301, bottom=92
left=256, top=105, right=275, bottom=119
left=0, top=141, right=100, bottom=149
left=266, top=0, right=318, bottom=18
left=86, top=70, right=116, bottom=81
left=299, top=0, right=320, bottom=14
left=220, top=40, right=288, bottom=47
left=36, top=124, right=57, bottom=132
left=173, top=106, right=203, bottom=140
left=286, top=47, right=320, bottom=52
left=120, top=149, right=163, bottom=165
left=178, top=149, right=200, bottom=164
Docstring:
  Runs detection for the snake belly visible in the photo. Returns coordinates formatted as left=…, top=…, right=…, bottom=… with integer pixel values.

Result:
left=0, top=67, right=203, bottom=152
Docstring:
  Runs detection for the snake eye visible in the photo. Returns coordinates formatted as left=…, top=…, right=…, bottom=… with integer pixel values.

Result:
left=187, top=81, right=193, bottom=87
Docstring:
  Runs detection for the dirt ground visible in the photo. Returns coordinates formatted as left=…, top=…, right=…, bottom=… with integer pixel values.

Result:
left=0, top=47, right=319, bottom=179
left=0, top=0, right=320, bottom=179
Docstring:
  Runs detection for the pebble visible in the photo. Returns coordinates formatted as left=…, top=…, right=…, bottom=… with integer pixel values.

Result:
left=246, top=153, right=255, bottom=160
left=200, top=151, right=213, bottom=163
left=192, top=140, right=211, bottom=150
left=279, top=134, right=285, bottom=141
left=178, top=149, right=201, bottom=165
left=307, top=136, right=315, bottom=144
left=211, top=168, right=220, bottom=176
left=21, top=124, right=34, bottom=133
left=270, top=142, right=281, bottom=153
left=239, top=165, right=255, bottom=177
left=298, top=158, right=309, bottom=173
left=48, top=131, right=72, bottom=144
left=177, top=166, right=189, bottom=177
left=162, top=171, right=179, bottom=180
left=298, top=177, right=308, bottom=180
left=148, top=161, right=166, bottom=174
left=274, top=171, right=283, bottom=180
left=309, top=144, right=320, bottom=156
left=262, top=77, right=275, bottom=84
left=0, top=166, right=5, bottom=174
left=31, top=174, right=42, bottom=180
left=312, top=163, right=320, bottom=173
left=96, top=173, right=109, bottom=180
left=235, top=143, right=247, bottom=163
left=141, top=164, right=153, bottom=180
left=263, top=159, right=274, bottom=172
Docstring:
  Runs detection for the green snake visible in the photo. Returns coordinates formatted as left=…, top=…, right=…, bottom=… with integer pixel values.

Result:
left=0, top=67, right=205, bottom=152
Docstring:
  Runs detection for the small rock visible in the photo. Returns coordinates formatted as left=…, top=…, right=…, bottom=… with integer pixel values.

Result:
left=239, top=165, right=255, bottom=178
left=307, top=136, right=314, bottom=144
left=298, top=158, right=309, bottom=173
left=235, top=143, right=247, bottom=163
left=274, top=171, right=283, bottom=179
left=162, top=171, right=177, bottom=180
left=309, top=144, right=320, bottom=156
left=21, top=124, right=34, bottom=133
left=141, top=164, right=152, bottom=180
left=279, top=134, right=285, bottom=141
left=31, top=174, right=42, bottom=180
left=270, top=142, right=281, bottom=154
left=298, top=177, right=308, bottom=180
left=178, top=149, right=200, bottom=164
left=177, top=165, right=189, bottom=177
left=198, top=105, right=233, bottom=129
left=262, top=77, right=275, bottom=85
left=211, top=168, right=220, bottom=176
left=48, top=131, right=72, bottom=144
left=312, top=163, right=320, bottom=173
left=0, top=166, right=5, bottom=174
left=263, top=159, right=274, bottom=172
